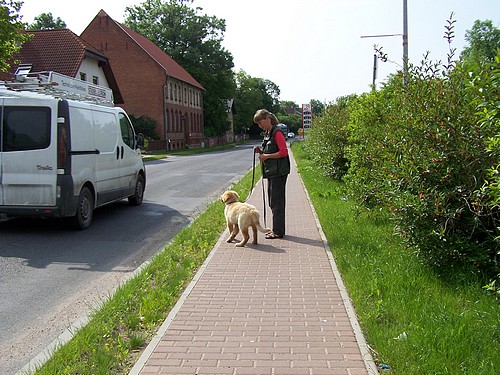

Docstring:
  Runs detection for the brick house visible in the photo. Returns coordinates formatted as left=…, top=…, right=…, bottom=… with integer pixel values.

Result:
left=81, top=10, right=205, bottom=150
left=0, top=28, right=123, bottom=103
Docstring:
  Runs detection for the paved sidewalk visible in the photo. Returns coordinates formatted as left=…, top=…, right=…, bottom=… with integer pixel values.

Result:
left=130, top=151, right=378, bottom=375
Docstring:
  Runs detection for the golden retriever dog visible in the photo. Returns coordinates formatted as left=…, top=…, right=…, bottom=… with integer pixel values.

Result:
left=220, top=190, right=271, bottom=247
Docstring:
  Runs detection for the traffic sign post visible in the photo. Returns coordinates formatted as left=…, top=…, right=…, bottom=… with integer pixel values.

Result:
left=302, top=103, right=312, bottom=139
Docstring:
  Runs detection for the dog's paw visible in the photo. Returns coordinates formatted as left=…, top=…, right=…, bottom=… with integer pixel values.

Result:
left=235, top=242, right=246, bottom=247
left=226, top=238, right=233, bottom=243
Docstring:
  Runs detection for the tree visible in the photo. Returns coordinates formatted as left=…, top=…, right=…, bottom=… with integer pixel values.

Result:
left=278, top=100, right=299, bottom=115
left=233, top=70, right=263, bottom=135
left=276, top=101, right=301, bottom=134
left=278, top=113, right=302, bottom=134
left=310, top=99, right=325, bottom=116
left=461, top=19, right=500, bottom=63
left=124, top=0, right=235, bottom=137
left=233, top=70, right=281, bottom=136
left=256, top=78, right=280, bottom=113
left=0, top=0, right=31, bottom=71
left=26, top=12, right=66, bottom=30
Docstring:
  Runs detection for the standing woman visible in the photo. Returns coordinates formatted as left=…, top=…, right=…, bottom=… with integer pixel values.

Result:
left=253, top=109, right=290, bottom=239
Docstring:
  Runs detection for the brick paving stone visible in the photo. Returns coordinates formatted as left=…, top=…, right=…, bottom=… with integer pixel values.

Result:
left=129, top=149, right=378, bottom=375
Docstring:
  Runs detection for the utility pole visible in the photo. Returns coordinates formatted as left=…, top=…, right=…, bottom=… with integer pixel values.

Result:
left=403, top=0, right=409, bottom=83
left=361, top=0, right=409, bottom=86
left=372, top=53, right=378, bottom=87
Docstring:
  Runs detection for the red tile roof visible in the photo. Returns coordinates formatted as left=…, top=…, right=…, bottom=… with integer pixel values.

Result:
left=13, top=29, right=107, bottom=77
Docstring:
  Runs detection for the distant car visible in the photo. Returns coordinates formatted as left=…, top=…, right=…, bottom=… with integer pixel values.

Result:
left=287, top=132, right=295, bottom=139
left=276, top=123, right=289, bottom=139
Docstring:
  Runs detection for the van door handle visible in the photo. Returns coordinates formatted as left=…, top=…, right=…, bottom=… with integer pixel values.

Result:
left=116, top=146, right=120, bottom=160
left=121, top=146, right=124, bottom=159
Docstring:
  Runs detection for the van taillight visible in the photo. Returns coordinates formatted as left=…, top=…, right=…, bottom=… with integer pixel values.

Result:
left=58, top=125, right=67, bottom=169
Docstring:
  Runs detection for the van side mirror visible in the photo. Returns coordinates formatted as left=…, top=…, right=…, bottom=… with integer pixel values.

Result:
left=136, top=133, right=145, bottom=149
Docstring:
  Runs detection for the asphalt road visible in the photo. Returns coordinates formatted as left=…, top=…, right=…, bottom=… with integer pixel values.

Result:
left=0, top=142, right=259, bottom=375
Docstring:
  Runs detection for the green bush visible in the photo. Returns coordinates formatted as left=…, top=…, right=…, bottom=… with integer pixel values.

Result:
left=469, top=55, right=500, bottom=291
left=305, top=95, right=354, bottom=179
left=129, top=115, right=159, bottom=141
left=309, top=53, right=499, bottom=283
left=353, top=58, right=497, bottom=275
left=344, top=85, right=404, bottom=209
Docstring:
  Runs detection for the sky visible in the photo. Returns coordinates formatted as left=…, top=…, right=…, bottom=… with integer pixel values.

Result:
left=18, top=0, right=500, bottom=105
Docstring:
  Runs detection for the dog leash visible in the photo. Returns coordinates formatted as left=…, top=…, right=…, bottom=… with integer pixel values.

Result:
left=248, top=148, right=267, bottom=227
left=261, top=175, right=267, bottom=227
left=250, top=150, right=256, bottom=197
left=245, top=151, right=257, bottom=204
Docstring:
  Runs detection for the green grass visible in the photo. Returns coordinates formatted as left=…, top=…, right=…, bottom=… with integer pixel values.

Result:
left=141, top=140, right=249, bottom=162
left=141, top=154, right=166, bottom=162
left=292, top=141, right=499, bottom=374
left=141, top=141, right=250, bottom=162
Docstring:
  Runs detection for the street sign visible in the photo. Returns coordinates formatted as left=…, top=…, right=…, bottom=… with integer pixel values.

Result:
left=302, top=103, right=312, bottom=129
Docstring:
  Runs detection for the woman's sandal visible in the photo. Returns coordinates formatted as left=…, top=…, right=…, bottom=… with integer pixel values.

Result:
left=265, top=232, right=283, bottom=239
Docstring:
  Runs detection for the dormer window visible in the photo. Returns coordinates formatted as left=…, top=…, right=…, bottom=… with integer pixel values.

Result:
left=80, top=72, right=87, bottom=81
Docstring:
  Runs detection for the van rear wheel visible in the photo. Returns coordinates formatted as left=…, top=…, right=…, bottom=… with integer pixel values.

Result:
left=128, top=174, right=145, bottom=206
left=73, top=187, right=94, bottom=230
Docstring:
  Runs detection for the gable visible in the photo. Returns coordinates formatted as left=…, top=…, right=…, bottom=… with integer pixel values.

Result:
left=119, top=23, right=204, bottom=91
left=83, top=10, right=204, bottom=91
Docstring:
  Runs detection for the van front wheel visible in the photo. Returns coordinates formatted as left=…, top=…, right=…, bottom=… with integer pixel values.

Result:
left=128, top=174, right=145, bottom=206
left=73, top=187, right=94, bottom=230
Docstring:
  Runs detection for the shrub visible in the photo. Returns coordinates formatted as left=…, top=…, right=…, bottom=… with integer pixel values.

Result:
left=343, top=53, right=499, bottom=278
left=305, top=95, right=355, bottom=179
left=469, top=55, right=500, bottom=291
left=344, top=85, right=404, bottom=209
left=129, top=115, right=159, bottom=141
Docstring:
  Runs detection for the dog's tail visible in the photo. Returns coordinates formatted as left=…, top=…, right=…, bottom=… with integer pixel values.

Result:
left=252, top=210, right=272, bottom=233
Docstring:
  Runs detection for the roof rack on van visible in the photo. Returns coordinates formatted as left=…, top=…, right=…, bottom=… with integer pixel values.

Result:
left=1, top=71, right=114, bottom=106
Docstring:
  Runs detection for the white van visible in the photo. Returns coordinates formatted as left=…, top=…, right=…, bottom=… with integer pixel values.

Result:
left=0, top=72, right=146, bottom=229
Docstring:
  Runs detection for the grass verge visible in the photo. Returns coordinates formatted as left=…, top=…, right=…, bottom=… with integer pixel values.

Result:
left=292, top=141, right=499, bottom=374
left=141, top=141, right=249, bottom=162
left=31, top=162, right=260, bottom=375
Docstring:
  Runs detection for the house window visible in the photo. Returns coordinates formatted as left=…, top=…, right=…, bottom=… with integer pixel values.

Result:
left=92, top=76, right=98, bottom=85
left=80, top=73, right=87, bottom=81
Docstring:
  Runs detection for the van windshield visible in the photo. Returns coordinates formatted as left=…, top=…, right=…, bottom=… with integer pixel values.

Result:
left=1, top=106, right=51, bottom=151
